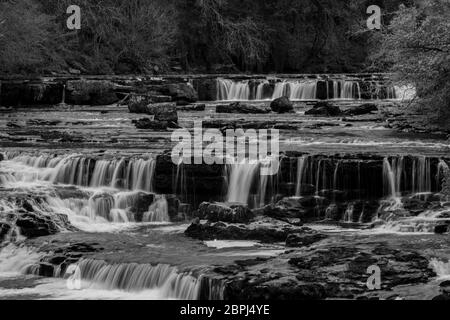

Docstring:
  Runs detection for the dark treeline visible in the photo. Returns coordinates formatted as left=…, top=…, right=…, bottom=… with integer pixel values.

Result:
left=0, top=0, right=411, bottom=75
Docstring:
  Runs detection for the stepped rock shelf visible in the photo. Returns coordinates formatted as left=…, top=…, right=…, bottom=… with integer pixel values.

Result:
left=0, top=74, right=449, bottom=301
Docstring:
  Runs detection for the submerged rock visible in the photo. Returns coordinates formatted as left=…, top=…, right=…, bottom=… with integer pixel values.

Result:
left=343, top=103, right=378, bottom=116
left=305, top=102, right=342, bottom=116
left=270, top=97, right=294, bottom=113
left=132, top=118, right=171, bottom=130
left=216, top=102, right=271, bottom=114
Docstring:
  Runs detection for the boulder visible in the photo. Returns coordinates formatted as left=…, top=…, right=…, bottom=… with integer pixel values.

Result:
left=343, top=103, right=378, bottom=116
left=305, top=102, right=342, bottom=116
left=15, top=212, right=59, bottom=238
left=65, top=80, right=119, bottom=105
left=192, top=78, right=217, bottom=101
left=270, top=97, right=294, bottom=113
left=159, top=83, right=198, bottom=104
left=129, top=101, right=178, bottom=124
left=216, top=102, right=271, bottom=114
left=129, top=193, right=155, bottom=222
left=198, top=202, right=254, bottom=223
left=434, top=224, right=449, bottom=234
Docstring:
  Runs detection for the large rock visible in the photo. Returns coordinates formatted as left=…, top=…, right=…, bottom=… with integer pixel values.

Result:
left=270, top=97, right=294, bottom=113
left=185, top=217, right=309, bottom=243
left=128, top=100, right=178, bottom=124
left=216, top=102, right=271, bottom=114
left=198, top=202, right=254, bottom=223
left=15, top=212, right=59, bottom=238
left=65, top=80, right=119, bottom=105
left=305, top=102, right=342, bottom=116
left=192, top=79, right=217, bottom=101
left=343, top=103, right=378, bottom=116
left=158, top=83, right=198, bottom=105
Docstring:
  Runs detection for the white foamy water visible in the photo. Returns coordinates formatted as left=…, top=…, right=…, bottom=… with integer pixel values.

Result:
left=430, top=259, right=450, bottom=279
left=204, top=240, right=260, bottom=249
left=0, top=153, right=171, bottom=232
left=0, top=245, right=44, bottom=276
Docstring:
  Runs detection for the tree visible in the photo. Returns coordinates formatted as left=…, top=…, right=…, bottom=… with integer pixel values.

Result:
left=0, top=0, right=59, bottom=74
left=373, top=0, right=450, bottom=125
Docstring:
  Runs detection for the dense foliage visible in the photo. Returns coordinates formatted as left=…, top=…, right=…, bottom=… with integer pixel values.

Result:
left=0, top=0, right=410, bottom=74
left=372, top=0, right=450, bottom=123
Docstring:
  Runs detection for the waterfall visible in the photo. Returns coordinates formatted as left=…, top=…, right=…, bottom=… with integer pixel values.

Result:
left=272, top=80, right=317, bottom=100
left=412, top=157, right=431, bottom=194
left=143, top=195, right=170, bottom=223
left=1, top=153, right=166, bottom=228
left=343, top=203, right=354, bottom=223
left=438, top=160, right=450, bottom=199
left=226, top=161, right=260, bottom=205
left=255, top=80, right=269, bottom=100
left=216, top=79, right=250, bottom=100
left=383, top=158, right=400, bottom=199
left=7, top=153, right=156, bottom=192
left=430, top=259, right=450, bottom=279
left=74, top=259, right=203, bottom=300
left=295, top=156, right=307, bottom=197
left=0, top=245, right=44, bottom=274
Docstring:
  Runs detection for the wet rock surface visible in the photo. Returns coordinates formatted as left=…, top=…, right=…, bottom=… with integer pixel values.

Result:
left=216, top=102, right=271, bottom=114
left=185, top=216, right=327, bottom=244
left=270, top=97, right=294, bottom=113
left=306, top=101, right=342, bottom=116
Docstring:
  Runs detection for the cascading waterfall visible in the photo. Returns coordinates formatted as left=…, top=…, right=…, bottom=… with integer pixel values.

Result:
left=295, top=156, right=307, bottom=197
left=143, top=195, right=170, bottom=223
left=73, top=259, right=204, bottom=300
left=226, top=161, right=260, bottom=205
left=216, top=79, right=250, bottom=101
left=0, top=153, right=170, bottom=227
left=215, top=78, right=368, bottom=101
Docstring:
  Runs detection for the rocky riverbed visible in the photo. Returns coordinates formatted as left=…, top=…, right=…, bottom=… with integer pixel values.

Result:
left=1, top=75, right=450, bottom=300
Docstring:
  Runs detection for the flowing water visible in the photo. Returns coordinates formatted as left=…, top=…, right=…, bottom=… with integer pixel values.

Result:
left=0, top=74, right=448, bottom=300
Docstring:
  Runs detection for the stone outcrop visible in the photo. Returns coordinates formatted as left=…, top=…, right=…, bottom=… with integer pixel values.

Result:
left=270, top=97, right=294, bottom=113
left=342, top=103, right=378, bottom=116
left=185, top=216, right=327, bottom=244
left=0, top=81, right=63, bottom=106
left=197, top=202, right=254, bottom=223
left=65, top=80, right=119, bottom=105
left=128, top=98, right=178, bottom=124
left=305, top=101, right=342, bottom=116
